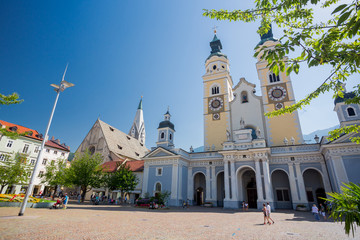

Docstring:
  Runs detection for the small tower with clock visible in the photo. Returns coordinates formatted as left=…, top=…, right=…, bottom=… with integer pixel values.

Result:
left=202, top=31, right=234, bottom=150
left=255, top=26, right=304, bottom=146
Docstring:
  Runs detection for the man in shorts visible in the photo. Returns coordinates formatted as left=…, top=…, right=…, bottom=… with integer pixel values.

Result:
left=266, top=202, right=275, bottom=224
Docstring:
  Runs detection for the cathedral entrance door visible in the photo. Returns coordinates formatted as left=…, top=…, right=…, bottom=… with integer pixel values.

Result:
left=195, top=187, right=204, bottom=205
left=247, top=188, right=257, bottom=208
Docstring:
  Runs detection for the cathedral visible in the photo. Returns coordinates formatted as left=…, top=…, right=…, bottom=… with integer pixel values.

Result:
left=141, top=28, right=360, bottom=210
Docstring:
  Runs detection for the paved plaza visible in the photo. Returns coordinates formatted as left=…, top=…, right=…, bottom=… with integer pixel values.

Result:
left=0, top=201, right=359, bottom=240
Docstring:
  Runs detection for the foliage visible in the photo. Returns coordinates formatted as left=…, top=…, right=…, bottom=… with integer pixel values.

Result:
left=0, top=92, right=23, bottom=106
left=0, top=194, right=40, bottom=203
left=103, top=161, right=139, bottom=203
left=155, top=190, right=171, bottom=205
left=203, top=0, right=360, bottom=140
left=324, top=182, right=360, bottom=237
left=64, top=149, right=104, bottom=202
left=0, top=153, right=32, bottom=193
left=41, top=159, right=67, bottom=196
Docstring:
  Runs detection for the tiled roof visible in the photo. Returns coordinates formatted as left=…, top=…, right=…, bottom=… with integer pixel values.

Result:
left=98, top=120, right=148, bottom=160
left=101, top=160, right=144, bottom=172
left=0, top=120, right=70, bottom=151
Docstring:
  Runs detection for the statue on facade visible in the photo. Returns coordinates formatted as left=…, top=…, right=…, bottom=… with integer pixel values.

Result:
left=290, top=137, right=295, bottom=145
left=283, top=137, right=289, bottom=146
left=190, top=146, right=194, bottom=152
left=256, top=128, right=261, bottom=139
left=226, top=130, right=231, bottom=141
left=240, top=118, right=245, bottom=129
left=211, top=144, right=215, bottom=150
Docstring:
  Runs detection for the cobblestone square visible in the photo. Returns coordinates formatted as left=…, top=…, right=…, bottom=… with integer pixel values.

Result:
left=0, top=201, right=359, bottom=240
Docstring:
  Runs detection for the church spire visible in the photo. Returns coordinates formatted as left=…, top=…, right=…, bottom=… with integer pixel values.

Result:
left=206, top=29, right=227, bottom=61
left=129, top=97, right=146, bottom=145
left=257, top=23, right=277, bottom=46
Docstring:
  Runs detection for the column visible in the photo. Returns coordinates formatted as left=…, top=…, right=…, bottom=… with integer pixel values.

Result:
left=141, top=163, right=149, bottom=197
left=187, top=167, right=193, bottom=200
left=206, top=166, right=211, bottom=201
left=295, top=163, right=307, bottom=202
left=255, top=159, right=264, bottom=201
left=288, top=163, right=299, bottom=202
left=320, top=161, right=332, bottom=194
left=262, top=158, right=273, bottom=201
left=178, top=164, right=183, bottom=200
left=171, top=163, right=179, bottom=200
left=224, top=160, right=230, bottom=200
left=211, top=166, right=216, bottom=200
left=230, top=160, right=238, bottom=201
left=331, top=156, right=349, bottom=192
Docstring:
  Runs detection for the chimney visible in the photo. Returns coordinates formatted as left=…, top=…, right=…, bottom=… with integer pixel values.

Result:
left=55, top=139, right=60, bottom=144
left=51, top=136, right=55, bottom=141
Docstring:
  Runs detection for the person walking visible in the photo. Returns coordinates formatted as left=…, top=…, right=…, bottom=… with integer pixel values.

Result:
left=312, top=204, right=320, bottom=221
left=62, top=193, right=69, bottom=209
left=319, top=203, right=327, bottom=220
left=266, top=202, right=275, bottom=224
left=242, top=201, right=245, bottom=211
left=262, top=203, right=270, bottom=225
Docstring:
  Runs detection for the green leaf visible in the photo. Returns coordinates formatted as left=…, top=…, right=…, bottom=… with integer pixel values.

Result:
left=332, top=4, right=348, bottom=14
left=337, top=11, right=352, bottom=26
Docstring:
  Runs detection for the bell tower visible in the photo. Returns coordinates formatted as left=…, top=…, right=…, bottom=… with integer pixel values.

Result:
left=255, top=25, right=303, bottom=146
left=202, top=31, right=233, bottom=151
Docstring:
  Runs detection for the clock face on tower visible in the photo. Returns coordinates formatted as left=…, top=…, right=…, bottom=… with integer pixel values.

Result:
left=268, top=86, right=287, bottom=101
left=208, top=96, right=224, bottom=112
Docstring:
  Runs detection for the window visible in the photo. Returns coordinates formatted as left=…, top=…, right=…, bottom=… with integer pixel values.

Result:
left=38, top=171, right=44, bottom=177
left=169, top=133, right=172, bottom=140
left=276, top=189, right=290, bottom=201
left=135, top=152, right=140, bottom=157
left=155, top=182, right=162, bottom=192
left=89, top=146, right=95, bottom=155
left=161, top=132, right=165, bottom=139
left=42, top=159, right=47, bottom=165
left=156, top=167, right=163, bottom=176
left=6, top=140, right=13, bottom=148
left=211, top=86, right=220, bottom=95
left=347, top=107, right=356, bottom=116
left=34, top=146, right=39, bottom=153
left=30, top=159, right=35, bottom=165
left=53, top=151, right=57, bottom=155
left=117, top=145, right=123, bottom=150
left=126, top=136, right=131, bottom=140
left=22, top=144, right=29, bottom=153
left=46, top=149, right=50, bottom=153
left=0, top=154, right=9, bottom=161
left=269, top=73, right=280, bottom=83
left=51, top=160, right=55, bottom=165
left=109, top=127, right=114, bottom=131
left=241, top=91, right=248, bottom=103
left=212, top=65, right=217, bottom=70
left=61, top=152, right=65, bottom=156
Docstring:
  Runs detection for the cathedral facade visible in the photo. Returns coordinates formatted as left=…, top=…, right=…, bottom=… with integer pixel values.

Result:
left=141, top=30, right=360, bottom=210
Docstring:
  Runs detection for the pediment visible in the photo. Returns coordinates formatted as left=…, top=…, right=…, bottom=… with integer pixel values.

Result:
left=143, top=147, right=177, bottom=158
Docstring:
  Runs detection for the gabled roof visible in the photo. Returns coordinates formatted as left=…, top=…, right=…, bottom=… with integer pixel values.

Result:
left=0, top=120, right=70, bottom=151
left=101, top=160, right=144, bottom=172
left=98, top=120, right=148, bottom=160
left=143, top=146, right=178, bottom=158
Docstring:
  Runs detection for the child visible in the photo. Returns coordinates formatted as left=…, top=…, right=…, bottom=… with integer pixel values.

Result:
left=312, top=204, right=320, bottom=221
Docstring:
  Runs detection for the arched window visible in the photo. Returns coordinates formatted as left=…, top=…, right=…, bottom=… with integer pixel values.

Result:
left=89, top=146, right=95, bottom=155
left=155, top=182, right=162, bottom=192
left=160, top=132, right=165, bottom=139
left=269, top=73, right=280, bottom=83
left=241, top=91, right=248, bottom=103
left=169, top=133, right=172, bottom=140
left=347, top=107, right=356, bottom=116
left=211, top=86, right=220, bottom=95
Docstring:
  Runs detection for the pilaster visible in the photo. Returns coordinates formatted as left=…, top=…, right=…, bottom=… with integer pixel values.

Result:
left=224, top=160, right=230, bottom=200
left=187, top=167, right=193, bottom=200
left=141, top=163, right=149, bottom=197
left=206, top=166, right=211, bottom=201
left=230, top=160, right=238, bottom=201
left=171, top=164, right=179, bottom=200
left=211, top=166, right=216, bottom=200
left=294, top=163, right=308, bottom=203
left=255, top=159, right=264, bottom=201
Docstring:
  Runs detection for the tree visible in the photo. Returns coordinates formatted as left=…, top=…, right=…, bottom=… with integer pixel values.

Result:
left=0, top=153, right=32, bottom=193
left=203, top=0, right=360, bottom=142
left=0, top=92, right=23, bottom=106
left=324, top=182, right=360, bottom=237
left=103, top=162, right=139, bottom=203
left=40, top=159, right=67, bottom=199
left=64, top=150, right=104, bottom=202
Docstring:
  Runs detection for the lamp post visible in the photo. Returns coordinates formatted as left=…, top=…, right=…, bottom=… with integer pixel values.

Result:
left=18, top=65, right=74, bottom=216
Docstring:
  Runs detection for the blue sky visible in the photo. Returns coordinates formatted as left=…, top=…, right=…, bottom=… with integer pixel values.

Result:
left=1, top=1, right=357, bottom=152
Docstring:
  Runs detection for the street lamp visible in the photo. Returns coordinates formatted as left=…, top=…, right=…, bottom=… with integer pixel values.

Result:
left=19, top=65, right=74, bottom=216
left=314, top=134, right=320, bottom=144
